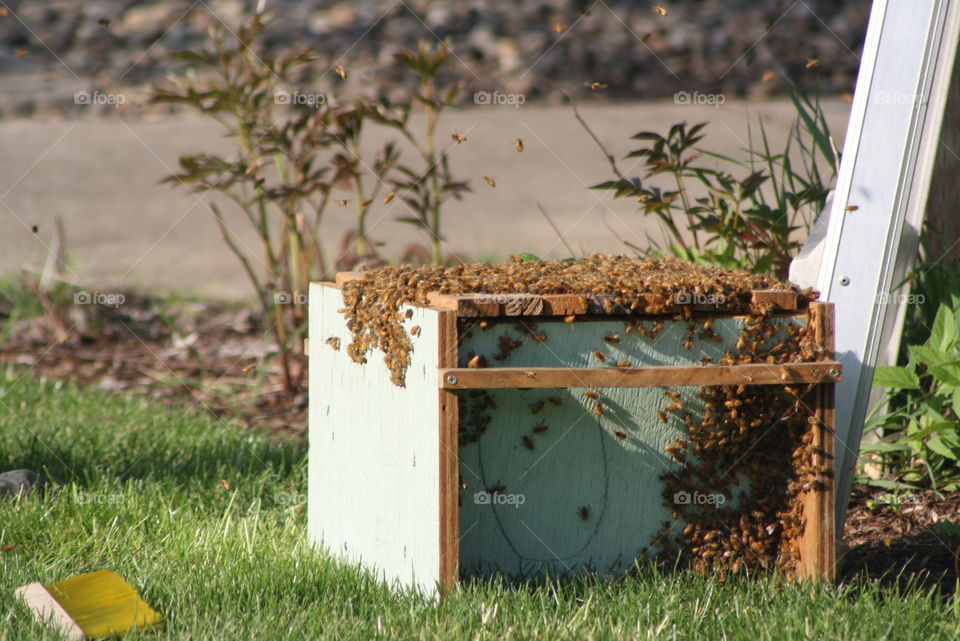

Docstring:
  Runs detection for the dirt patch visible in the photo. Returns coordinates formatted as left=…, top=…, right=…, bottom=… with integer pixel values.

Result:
left=0, top=292, right=306, bottom=436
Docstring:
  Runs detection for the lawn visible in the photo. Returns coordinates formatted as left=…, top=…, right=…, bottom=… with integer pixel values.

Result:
left=1, top=376, right=958, bottom=640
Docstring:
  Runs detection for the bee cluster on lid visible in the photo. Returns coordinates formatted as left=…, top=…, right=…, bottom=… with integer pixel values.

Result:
left=338, top=255, right=813, bottom=386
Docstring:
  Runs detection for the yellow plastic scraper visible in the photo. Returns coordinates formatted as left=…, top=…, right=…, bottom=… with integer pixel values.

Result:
left=16, top=569, right=162, bottom=639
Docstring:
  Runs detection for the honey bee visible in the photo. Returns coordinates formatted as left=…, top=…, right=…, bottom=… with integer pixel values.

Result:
left=614, top=430, right=627, bottom=440
left=579, top=506, right=591, bottom=521
left=490, top=484, right=506, bottom=494
left=383, top=192, right=396, bottom=204
left=241, top=363, right=257, bottom=374
left=548, top=396, right=562, bottom=406
left=410, top=325, right=421, bottom=336
left=404, top=309, right=414, bottom=319
left=593, top=350, right=606, bottom=362
left=805, top=59, right=820, bottom=69
left=594, top=401, right=604, bottom=416
left=532, top=333, right=548, bottom=342
left=15, top=47, right=27, bottom=58
left=701, top=356, right=713, bottom=365
left=484, top=176, right=496, bottom=187
left=624, top=322, right=634, bottom=334
left=361, top=197, right=373, bottom=207
left=494, top=335, right=523, bottom=360
left=658, top=411, right=668, bottom=423
left=0, top=8, right=10, bottom=17
left=335, top=64, right=348, bottom=79
left=530, top=400, right=545, bottom=414
left=337, top=199, right=350, bottom=207
left=761, top=70, right=776, bottom=83
left=844, top=205, right=859, bottom=212
left=616, top=361, right=631, bottom=368
left=533, top=423, right=550, bottom=434
left=564, top=315, right=576, bottom=323
left=515, top=138, right=524, bottom=152
left=522, top=435, right=535, bottom=450
left=585, top=81, right=608, bottom=91
left=452, top=133, right=467, bottom=143
left=467, top=354, right=486, bottom=368
left=604, top=334, right=621, bottom=344
left=584, top=390, right=599, bottom=399
left=325, top=337, right=341, bottom=351
left=653, top=6, right=669, bottom=16
left=479, top=320, right=490, bottom=329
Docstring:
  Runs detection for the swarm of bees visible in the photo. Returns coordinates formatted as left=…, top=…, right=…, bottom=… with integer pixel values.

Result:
left=338, top=256, right=810, bottom=386
left=371, top=258, right=826, bottom=578
left=651, top=301, right=827, bottom=577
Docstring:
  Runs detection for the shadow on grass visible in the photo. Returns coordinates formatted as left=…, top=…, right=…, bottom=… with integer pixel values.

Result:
left=2, top=394, right=306, bottom=490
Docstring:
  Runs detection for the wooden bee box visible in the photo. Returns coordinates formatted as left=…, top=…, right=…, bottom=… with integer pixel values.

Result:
left=308, top=275, right=838, bottom=596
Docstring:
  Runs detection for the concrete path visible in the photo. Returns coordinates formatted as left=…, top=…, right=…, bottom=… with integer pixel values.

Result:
left=0, top=98, right=850, bottom=300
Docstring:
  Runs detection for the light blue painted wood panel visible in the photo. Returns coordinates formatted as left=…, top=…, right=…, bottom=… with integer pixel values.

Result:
left=309, top=283, right=442, bottom=596
left=457, top=316, right=801, bottom=578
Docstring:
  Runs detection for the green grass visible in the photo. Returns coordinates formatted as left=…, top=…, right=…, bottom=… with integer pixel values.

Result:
left=2, top=376, right=959, bottom=640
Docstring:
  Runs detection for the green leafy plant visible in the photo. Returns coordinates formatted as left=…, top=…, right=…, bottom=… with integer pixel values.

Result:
left=864, top=298, right=960, bottom=491
left=150, top=15, right=323, bottom=394
left=149, top=14, right=409, bottom=393
left=582, top=78, right=837, bottom=280
left=367, top=39, right=471, bottom=266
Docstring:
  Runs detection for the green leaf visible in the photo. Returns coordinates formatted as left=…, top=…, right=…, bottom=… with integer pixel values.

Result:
left=927, top=304, right=958, bottom=351
left=934, top=520, right=960, bottom=536
left=858, top=442, right=913, bottom=453
left=517, top=253, right=542, bottom=262
left=872, top=365, right=920, bottom=390
left=927, top=435, right=960, bottom=460
left=909, top=343, right=947, bottom=368
left=929, top=362, right=960, bottom=387
left=860, top=478, right=920, bottom=491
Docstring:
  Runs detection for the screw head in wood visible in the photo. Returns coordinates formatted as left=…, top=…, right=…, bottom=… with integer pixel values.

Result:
left=446, top=374, right=458, bottom=385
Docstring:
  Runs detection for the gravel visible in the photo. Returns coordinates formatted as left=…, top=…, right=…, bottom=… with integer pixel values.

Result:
left=0, top=0, right=869, bottom=117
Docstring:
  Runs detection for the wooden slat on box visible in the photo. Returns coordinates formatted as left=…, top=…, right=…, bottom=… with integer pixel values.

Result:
left=796, top=302, right=837, bottom=581
left=751, top=289, right=798, bottom=311
left=332, top=272, right=800, bottom=317
left=437, top=310, right=460, bottom=595
left=439, top=362, right=842, bottom=389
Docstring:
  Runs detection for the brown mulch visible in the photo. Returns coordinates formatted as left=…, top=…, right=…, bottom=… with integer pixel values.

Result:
left=0, top=291, right=307, bottom=437
left=3, top=294, right=960, bottom=593
left=841, top=486, right=960, bottom=596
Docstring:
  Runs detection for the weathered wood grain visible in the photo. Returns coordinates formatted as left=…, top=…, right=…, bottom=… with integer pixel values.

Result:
left=796, top=302, right=837, bottom=581
left=439, top=362, right=841, bottom=389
